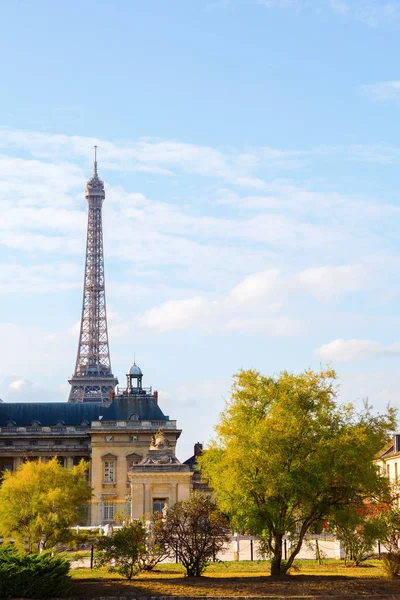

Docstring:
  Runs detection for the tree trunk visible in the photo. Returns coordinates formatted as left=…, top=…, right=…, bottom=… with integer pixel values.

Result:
left=284, top=519, right=313, bottom=573
left=270, top=535, right=284, bottom=576
left=315, top=538, right=322, bottom=565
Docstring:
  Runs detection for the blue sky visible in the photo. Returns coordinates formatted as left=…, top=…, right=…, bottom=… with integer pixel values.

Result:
left=2, top=0, right=400, bottom=459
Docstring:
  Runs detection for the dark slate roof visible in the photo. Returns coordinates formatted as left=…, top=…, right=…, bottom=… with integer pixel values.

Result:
left=183, top=454, right=197, bottom=470
left=0, top=395, right=168, bottom=427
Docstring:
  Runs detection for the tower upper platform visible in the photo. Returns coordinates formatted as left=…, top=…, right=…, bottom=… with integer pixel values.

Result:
left=85, top=147, right=105, bottom=199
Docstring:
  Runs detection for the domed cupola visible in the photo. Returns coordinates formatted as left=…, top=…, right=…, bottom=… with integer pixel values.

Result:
left=126, top=360, right=143, bottom=392
left=129, top=364, right=142, bottom=376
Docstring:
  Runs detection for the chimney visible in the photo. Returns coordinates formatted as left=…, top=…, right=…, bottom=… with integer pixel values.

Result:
left=394, top=434, right=400, bottom=453
left=154, top=390, right=158, bottom=404
left=194, top=442, right=203, bottom=457
left=109, top=389, right=115, bottom=402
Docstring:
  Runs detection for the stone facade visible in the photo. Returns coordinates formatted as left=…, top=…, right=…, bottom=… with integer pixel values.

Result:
left=128, top=429, right=192, bottom=519
left=376, top=433, right=400, bottom=495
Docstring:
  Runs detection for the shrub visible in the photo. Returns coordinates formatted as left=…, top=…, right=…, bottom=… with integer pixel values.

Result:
left=0, top=545, right=71, bottom=599
left=164, top=492, right=230, bottom=577
left=381, top=552, right=400, bottom=578
left=95, top=521, right=147, bottom=579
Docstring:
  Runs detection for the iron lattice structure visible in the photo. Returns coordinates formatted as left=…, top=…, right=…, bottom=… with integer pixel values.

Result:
left=68, top=150, right=118, bottom=403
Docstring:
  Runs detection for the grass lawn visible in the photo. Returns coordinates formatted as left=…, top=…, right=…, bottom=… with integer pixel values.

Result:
left=70, top=559, right=400, bottom=597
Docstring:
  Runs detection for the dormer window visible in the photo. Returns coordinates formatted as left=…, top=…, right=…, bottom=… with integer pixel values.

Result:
left=5, top=420, right=16, bottom=427
left=54, top=420, right=65, bottom=427
left=30, top=420, right=41, bottom=427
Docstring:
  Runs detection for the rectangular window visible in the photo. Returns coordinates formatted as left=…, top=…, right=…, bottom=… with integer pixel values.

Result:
left=30, top=440, right=38, bottom=446
left=395, top=462, right=398, bottom=482
left=387, top=464, right=391, bottom=479
left=152, top=498, right=168, bottom=515
left=0, top=457, right=13, bottom=473
left=104, top=502, right=115, bottom=521
left=5, top=440, right=13, bottom=446
left=104, top=461, right=115, bottom=483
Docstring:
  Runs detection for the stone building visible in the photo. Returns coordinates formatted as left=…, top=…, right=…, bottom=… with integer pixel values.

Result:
left=376, top=433, right=400, bottom=490
left=0, top=363, right=192, bottom=525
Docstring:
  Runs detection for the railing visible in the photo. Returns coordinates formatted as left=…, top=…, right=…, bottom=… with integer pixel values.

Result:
left=0, top=426, right=89, bottom=434
left=91, top=420, right=177, bottom=429
left=1, top=421, right=178, bottom=433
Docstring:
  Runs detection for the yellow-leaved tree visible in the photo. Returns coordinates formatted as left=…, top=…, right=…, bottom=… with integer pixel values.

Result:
left=0, top=457, right=91, bottom=553
left=199, top=368, right=396, bottom=576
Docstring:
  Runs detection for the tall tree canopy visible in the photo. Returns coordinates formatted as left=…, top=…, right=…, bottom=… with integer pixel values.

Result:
left=0, top=458, right=91, bottom=552
left=199, top=368, right=396, bottom=576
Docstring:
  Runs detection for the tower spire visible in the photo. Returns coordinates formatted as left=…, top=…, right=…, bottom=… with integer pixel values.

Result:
left=68, top=155, right=118, bottom=403
left=93, top=145, right=98, bottom=177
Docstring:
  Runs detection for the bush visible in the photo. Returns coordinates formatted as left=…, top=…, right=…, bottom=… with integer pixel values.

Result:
left=95, top=521, right=147, bottom=579
left=164, top=492, right=230, bottom=577
left=0, top=545, right=71, bottom=598
left=381, top=552, right=400, bottom=578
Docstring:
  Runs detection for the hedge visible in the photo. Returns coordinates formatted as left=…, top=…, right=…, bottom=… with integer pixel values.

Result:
left=0, top=546, right=71, bottom=599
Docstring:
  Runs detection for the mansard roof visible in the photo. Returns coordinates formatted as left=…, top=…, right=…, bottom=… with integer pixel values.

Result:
left=0, top=395, right=168, bottom=427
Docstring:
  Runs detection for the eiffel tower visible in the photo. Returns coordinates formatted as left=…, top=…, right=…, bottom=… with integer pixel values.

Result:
left=68, top=148, right=118, bottom=402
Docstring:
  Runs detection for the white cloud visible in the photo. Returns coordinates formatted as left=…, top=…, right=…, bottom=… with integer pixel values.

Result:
left=314, top=339, right=400, bottom=362
left=0, top=263, right=81, bottom=294
left=137, top=297, right=215, bottom=332
left=137, top=265, right=367, bottom=334
left=225, top=316, right=303, bottom=335
left=295, top=265, right=368, bottom=299
left=258, top=0, right=301, bottom=7
left=8, top=379, right=28, bottom=391
left=0, top=128, right=309, bottom=185
left=0, top=322, right=74, bottom=382
left=0, top=368, right=68, bottom=403
left=361, top=81, right=400, bottom=102
left=258, top=0, right=400, bottom=27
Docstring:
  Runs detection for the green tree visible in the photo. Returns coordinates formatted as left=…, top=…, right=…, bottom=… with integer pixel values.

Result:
left=375, top=500, right=400, bottom=577
left=164, top=492, right=230, bottom=577
left=95, top=521, right=147, bottom=580
left=333, top=506, right=385, bottom=566
left=0, top=457, right=91, bottom=553
left=378, top=505, right=400, bottom=553
left=199, top=368, right=395, bottom=576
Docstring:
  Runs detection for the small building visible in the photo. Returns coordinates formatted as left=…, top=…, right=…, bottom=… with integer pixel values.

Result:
left=376, top=433, right=400, bottom=488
